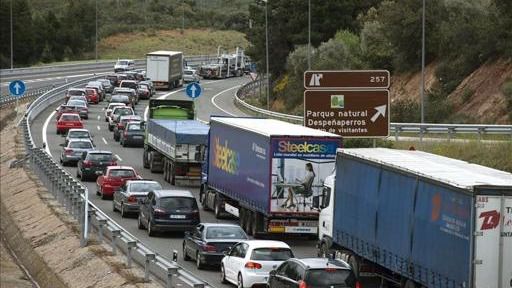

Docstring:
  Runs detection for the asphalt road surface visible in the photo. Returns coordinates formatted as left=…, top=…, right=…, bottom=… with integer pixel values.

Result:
left=30, top=75, right=382, bottom=288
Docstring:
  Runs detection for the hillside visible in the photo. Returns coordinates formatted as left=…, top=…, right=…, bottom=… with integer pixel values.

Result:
left=390, top=59, right=512, bottom=124
left=98, top=29, right=249, bottom=59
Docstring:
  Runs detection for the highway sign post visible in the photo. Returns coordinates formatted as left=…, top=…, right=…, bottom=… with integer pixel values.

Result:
left=9, top=80, right=26, bottom=113
left=185, top=82, right=202, bottom=99
left=304, top=70, right=390, bottom=138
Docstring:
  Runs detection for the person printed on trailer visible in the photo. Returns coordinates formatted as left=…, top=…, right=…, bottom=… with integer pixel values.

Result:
left=281, top=163, right=315, bottom=209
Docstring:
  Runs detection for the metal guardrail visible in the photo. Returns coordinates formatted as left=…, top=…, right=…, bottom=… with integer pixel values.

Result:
left=0, top=85, right=54, bottom=107
left=235, top=79, right=512, bottom=140
left=19, top=77, right=215, bottom=288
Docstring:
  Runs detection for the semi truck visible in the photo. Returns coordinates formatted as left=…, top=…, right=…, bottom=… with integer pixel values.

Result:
left=200, top=117, right=342, bottom=236
left=144, top=119, right=208, bottom=186
left=143, top=99, right=196, bottom=179
left=317, top=148, right=512, bottom=288
left=199, top=47, right=247, bottom=79
left=146, top=51, right=183, bottom=90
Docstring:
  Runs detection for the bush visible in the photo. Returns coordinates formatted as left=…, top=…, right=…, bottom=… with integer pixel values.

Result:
left=502, top=80, right=512, bottom=121
left=390, top=98, right=420, bottom=123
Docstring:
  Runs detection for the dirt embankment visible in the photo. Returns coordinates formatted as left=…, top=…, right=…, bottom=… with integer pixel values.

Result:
left=0, top=111, right=161, bottom=287
left=390, top=58, right=512, bottom=124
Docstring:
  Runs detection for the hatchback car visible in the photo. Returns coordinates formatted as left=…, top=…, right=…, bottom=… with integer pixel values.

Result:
left=120, top=121, right=145, bottom=147
left=65, top=88, right=86, bottom=102
left=68, top=95, right=89, bottom=106
left=113, top=115, right=142, bottom=141
left=108, top=106, right=135, bottom=131
left=113, top=87, right=138, bottom=105
left=56, top=113, right=83, bottom=134
left=184, top=69, right=200, bottom=83
left=113, top=179, right=162, bottom=217
left=60, top=139, right=95, bottom=166
left=77, top=150, right=117, bottom=181
left=96, top=166, right=141, bottom=199
left=137, top=83, right=151, bottom=100
left=55, top=105, right=80, bottom=120
left=85, top=88, right=100, bottom=104
left=66, top=99, right=88, bottom=119
left=183, top=223, right=248, bottom=269
left=138, top=190, right=200, bottom=236
left=110, top=94, right=132, bottom=108
left=221, top=240, right=294, bottom=288
left=64, top=128, right=93, bottom=146
left=86, top=81, right=105, bottom=101
left=268, top=258, right=360, bottom=288
left=105, top=102, right=126, bottom=122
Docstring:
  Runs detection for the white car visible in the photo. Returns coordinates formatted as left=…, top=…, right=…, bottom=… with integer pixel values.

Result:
left=221, top=240, right=294, bottom=288
left=183, top=68, right=200, bottom=83
left=105, top=103, right=126, bottom=122
left=114, top=59, right=135, bottom=72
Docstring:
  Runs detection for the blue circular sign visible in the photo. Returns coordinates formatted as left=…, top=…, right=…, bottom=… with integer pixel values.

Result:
left=9, top=80, right=26, bottom=96
left=186, top=82, right=202, bottom=99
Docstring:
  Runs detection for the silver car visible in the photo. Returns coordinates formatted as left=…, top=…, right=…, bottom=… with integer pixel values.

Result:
left=60, top=139, right=95, bottom=166
left=112, top=180, right=162, bottom=217
left=183, top=69, right=200, bottom=83
left=64, top=128, right=93, bottom=146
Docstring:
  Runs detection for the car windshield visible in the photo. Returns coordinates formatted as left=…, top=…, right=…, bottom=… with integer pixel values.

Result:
left=69, top=90, right=84, bottom=96
left=69, top=141, right=92, bottom=149
left=110, top=169, right=135, bottom=177
left=69, top=96, right=85, bottom=101
left=206, top=227, right=247, bottom=240
left=60, top=115, right=80, bottom=121
left=111, top=96, right=129, bottom=102
left=67, top=100, right=86, bottom=107
left=130, top=182, right=161, bottom=192
left=88, top=153, right=113, bottom=161
left=127, top=123, right=142, bottom=131
left=121, top=82, right=137, bottom=89
left=184, top=70, right=193, bottom=75
left=305, top=269, right=355, bottom=287
left=68, top=131, right=89, bottom=138
left=159, top=197, right=197, bottom=211
left=117, top=61, right=128, bottom=65
left=117, top=109, right=133, bottom=116
left=250, top=248, right=293, bottom=261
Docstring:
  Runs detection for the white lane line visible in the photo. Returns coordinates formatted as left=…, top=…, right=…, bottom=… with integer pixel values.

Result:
left=96, top=125, right=101, bottom=130
left=211, top=86, right=241, bottom=117
left=42, top=110, right=56, bottom=155
left=97, top=115, right=100, bottom=120
left=115, top=154, right=123, bottom=161
left=102, top=137, right=108, bottom=144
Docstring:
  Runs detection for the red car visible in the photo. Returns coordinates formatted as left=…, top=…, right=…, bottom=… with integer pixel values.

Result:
left=56, top=113, right=83, bottom=134
left=85, top=88, right=99, bottom=104
left=96, top=166, right=141, bottom=199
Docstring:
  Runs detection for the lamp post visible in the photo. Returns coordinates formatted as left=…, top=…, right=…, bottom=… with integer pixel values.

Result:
left=95, top=0, right=98, bottom=62
left=264, top=0, right=270, bottom=110
left=308, top=0, right=311, bottom=70
left=10, top=0, right=13, bottom=69
left=420, top=0, right=426, bottom=141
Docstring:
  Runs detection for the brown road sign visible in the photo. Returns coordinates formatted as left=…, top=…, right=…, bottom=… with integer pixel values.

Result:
left=304, top=70, right=390, bottom=89
left=304, top=90, right=389, bottom=138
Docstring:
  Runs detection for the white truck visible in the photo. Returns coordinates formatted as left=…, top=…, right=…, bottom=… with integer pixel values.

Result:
left=199, top=47, right=247, bottom=79
left=146, top=51, right=183, bottom=90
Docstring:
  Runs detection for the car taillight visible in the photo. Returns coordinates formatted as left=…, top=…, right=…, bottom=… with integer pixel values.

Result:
left=244, top=262, right=262, bottom=269
left=127, top=196, right=137, bottom=203
left=83, top=160, right=92, bottom=167
left=202, top=244, right=216, bottom=253
left=117, top=123, right=123, bottom=128
left=298, top=280, right=307, bottom=288
left=355, top=281, right=362, bottom=288
left=64, top=148, right=73, bottom=155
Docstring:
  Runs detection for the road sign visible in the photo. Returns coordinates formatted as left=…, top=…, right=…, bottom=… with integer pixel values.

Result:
left=186, top=82, right=202, bottom=99
left=9, top=80, right=26, bottom=96
left=304, top=90, right=390, bottom=138
left=304, top=70, right=390, bottom=89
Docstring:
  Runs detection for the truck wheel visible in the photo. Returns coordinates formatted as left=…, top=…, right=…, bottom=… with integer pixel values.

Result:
left=170, top=164, right=176, bottom=186
left=251, top=212, right=259, bottom=237
left=239, top=208, right=246, bottom=230
left=163, top=159, right=168, bottom=182
left=149, top=151, right=159, bottom=173
left=214, top=197, right=223, bottom=219
left=143, top=149, right=149, bottom=168
left=200, top=190, right=209, bottom=211
left=246, top=211, right=254, bottom=236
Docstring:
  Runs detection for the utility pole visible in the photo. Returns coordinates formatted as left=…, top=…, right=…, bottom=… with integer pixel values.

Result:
left=95, top=0, right=98, bottom=62
left=181, top=0, right=185, bottom=34
left=10, top=0, right=13, bottom=69
left=264, top=0, right=270, bottom=110
left=420, top=0, right=426, bottom=141
left=308, top=0, right=311, bottom=70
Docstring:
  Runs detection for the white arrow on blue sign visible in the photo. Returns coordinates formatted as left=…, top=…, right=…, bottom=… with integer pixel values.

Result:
left=9, top=80, right=26, bottom=96
left=186, top=82, right=202, bottom=99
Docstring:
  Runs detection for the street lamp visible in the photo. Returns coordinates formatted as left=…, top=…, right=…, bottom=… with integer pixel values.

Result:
left=10, top=0, right=13, bottom=69
left=420, top=0, right=426, bottom=141
left=95, top=0, right=98, bottom=62
left=308, top=0, right=311, bottom=70
left=263, top=0, right=270, bottom=110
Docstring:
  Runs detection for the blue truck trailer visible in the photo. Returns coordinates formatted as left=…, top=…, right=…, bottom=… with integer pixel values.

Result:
left=200, top=117, right=342, bottom=236
left=317, top=148, right=512, bottom=288
left=145, top=119, right=209, bottom=185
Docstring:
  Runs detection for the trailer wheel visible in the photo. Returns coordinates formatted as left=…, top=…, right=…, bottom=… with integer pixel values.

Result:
left=149, top=151, right=160, bottom=173
left=163, top=158, right=168, bottom=182
left=250, top=211, right=259, bottom=237
left=239, top=207, right=246, bottom=229
left=246, top=211, right=253, bottom=236
left=170, top=162, right=176, bottom=185
left=403, top=279, right=418, bottom=288
left=200, top=190, right=209, bottom=211
left=143, top=149, right=149, bottom=168
left=318, top=242, right=329, bottom=258
left=214, top=196, right=223, bottom=219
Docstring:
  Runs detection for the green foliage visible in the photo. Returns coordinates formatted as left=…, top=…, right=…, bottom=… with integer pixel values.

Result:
left=390, top=98, right=420, bottom=123
left=502, top=80, right=512, bottom=121
left=343, top=138, right=393, bottom=148
left=425, top=87, right=453, bottom=123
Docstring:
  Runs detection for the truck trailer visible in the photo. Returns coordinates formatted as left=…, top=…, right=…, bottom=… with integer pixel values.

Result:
left=199, top=47, right=247, bottom=79
left=146, top=51, right=183, bottom=90
left=200, top=117, right=342, bottom=236
left=317, top=148, right=512, bottom=288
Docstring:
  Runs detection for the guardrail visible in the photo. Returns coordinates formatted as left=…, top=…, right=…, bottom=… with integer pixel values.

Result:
left=0, top=85, right=55, bottom=107
left=19, top=78, right=215, bottom=288
left=235, top=79, right=512, bottom=141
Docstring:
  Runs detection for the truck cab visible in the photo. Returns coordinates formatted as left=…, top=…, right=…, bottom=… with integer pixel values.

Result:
left=318, top=174, right=335, bottom=249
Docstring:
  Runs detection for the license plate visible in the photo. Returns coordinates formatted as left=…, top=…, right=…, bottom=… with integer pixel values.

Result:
left=170, top=215, right=186, bottom=219
left=133, top=136, right=143, bottom=139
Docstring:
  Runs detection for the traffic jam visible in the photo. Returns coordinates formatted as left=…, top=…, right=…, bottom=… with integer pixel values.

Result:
left=50, top=52, right=512, bottom=288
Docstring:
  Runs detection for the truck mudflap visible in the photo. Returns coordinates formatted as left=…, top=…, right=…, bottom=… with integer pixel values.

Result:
left=267, top=219, right=318, bottom=234
left=153, top=81, right=169, bottom=89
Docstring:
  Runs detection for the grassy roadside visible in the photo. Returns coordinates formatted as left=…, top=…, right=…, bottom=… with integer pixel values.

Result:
left=97, top=28, right=249, bottom=59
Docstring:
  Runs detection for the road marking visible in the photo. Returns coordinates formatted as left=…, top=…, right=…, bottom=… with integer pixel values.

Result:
left=97, top=115, right=101, bottom=120
left=102, top=137, right=108, bottom=144
left=42, top=110, right=56, bottom=155
left=115, top=154, right=123, bottom=161
left=211, top=86, right=241, bottom=117
left=97, top=125, right=101, bottom=131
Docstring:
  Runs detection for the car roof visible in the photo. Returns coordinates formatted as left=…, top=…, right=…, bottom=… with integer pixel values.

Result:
left=112, top=106, right=132, bottom=110
left=108, top=102, right=126, bottom=107
left=120, top=115, right=142, bottom=120
left=201, top=223, right=243, bottom=229
left=239, top=240, right=291, bottom=249
left=67, top=128, right=89, bottom=133
left=68, top=88, right=85, bottom=91
left=60, top=113, right=80, bottom=117
left=87, top=150, right=112, bottom=154
left=68, top=138, right=92, bottom=143
left=152, top=189, right=194, bottom=198
left=125, top=179, right=159, bottom=184
left=291, top=258, right=351, bottom=270
left=107, top=166, right=135, bottom=170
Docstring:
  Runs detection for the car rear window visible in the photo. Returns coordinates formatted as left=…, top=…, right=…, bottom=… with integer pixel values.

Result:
left=305, top=269, right=356, bottom=287
left=184, top=70, right=193, bottom=75
left=130, top=182, right=162, bottom=192
left=121, top=82, right=137, bottom=89
left=127, top=124, right=142, bottom=131
left=206, top=227, right=247, bottom=240
left=68, top=131, right=90, bottom=138
left=67, top=100, right=86, bottom=107
left=88, top=153, right=113, bottom=161
left=69, top=141, right=92, bottom=149
left=159, top=197, right=197, bottom=211
left=250, top=248, right=293, bottom=261
left=110, top=169, right=135, bottom=177
left=111, top=96, right=129, bottom=103
left=61, top=114, right=80, bottom=121
left=117, top=109, right=133, bottom=116
left=69, top=90, right=85, bottom=96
